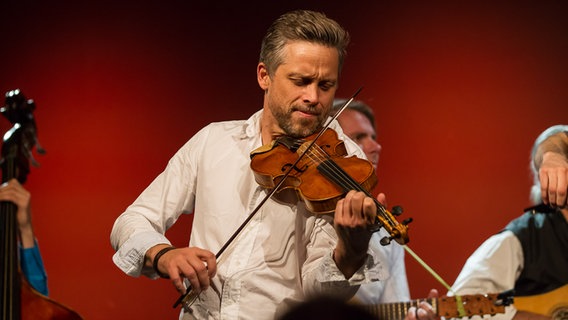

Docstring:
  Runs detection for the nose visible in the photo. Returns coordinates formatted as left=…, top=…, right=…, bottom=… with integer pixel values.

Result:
left=365, top=139, right=382, bottom=155
left=302, top=84, right=320, bottom=105
left=361, top=138, right=382, bottom=169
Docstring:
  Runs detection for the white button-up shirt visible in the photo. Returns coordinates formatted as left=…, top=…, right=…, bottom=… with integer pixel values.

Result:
left=111, top=110, right=403, bottom=319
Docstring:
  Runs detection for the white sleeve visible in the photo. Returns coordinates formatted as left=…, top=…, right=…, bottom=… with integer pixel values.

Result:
left=449, top=231, right=523, bottom=320
left=110, top=131, right=201, bottom=278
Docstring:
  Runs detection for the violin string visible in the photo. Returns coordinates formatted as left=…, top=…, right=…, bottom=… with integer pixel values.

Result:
left=306, top=144, right=373, bottom=199
left=301, top=140, right=359, bottom=190
left=305, top=143, right=389, bottom=215
left=303, top=141, right=397, bottom=227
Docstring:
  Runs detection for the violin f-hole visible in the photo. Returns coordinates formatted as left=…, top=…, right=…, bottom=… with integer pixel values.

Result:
left=281, top=163, right=308, bottom=173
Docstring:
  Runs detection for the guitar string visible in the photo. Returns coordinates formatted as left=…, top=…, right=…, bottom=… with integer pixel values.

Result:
left=302, top=141, right=399, bottom=229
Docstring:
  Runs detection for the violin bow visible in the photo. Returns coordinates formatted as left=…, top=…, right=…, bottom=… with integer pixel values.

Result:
left=173, top=87, right=363, bottom=309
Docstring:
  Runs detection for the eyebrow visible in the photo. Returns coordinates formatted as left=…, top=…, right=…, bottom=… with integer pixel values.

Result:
left=288, top=72, right=336, bottom=83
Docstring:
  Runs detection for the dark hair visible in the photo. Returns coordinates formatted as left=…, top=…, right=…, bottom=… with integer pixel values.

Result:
left=279, top=296, right=375, bottom=320
left=259, top=10, right=350, bottom=76
left=333, top=98, right=376, bottom=130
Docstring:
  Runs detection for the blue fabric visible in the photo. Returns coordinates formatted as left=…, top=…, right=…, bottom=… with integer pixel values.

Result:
left=19, top=242, right=49, bottom=296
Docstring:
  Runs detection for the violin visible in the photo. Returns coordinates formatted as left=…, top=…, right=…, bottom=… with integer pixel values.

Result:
left=0, top=89, right=82, bottom=320
left=250, top=127, right=411, bottom=246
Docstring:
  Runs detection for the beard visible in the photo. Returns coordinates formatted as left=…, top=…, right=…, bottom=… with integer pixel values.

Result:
left=270, top=103, right=328, bottom=139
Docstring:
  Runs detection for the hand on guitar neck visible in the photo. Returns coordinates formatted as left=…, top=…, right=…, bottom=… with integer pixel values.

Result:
left=405, top=289, right=439, bottom=320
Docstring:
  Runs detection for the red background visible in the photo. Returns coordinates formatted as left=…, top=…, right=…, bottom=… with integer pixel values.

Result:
left=1, top=1, right=567, bottom=319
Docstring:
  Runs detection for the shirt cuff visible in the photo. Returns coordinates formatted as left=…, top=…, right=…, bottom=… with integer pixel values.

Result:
left=318, top=249, right=381, bottom=286
left=112, top=231, right=171, bottom=278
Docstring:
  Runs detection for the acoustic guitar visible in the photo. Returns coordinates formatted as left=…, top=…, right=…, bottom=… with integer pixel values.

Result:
left=515, top=284, right=568, bottom=320
left=361, top=292, right=513, bottom=320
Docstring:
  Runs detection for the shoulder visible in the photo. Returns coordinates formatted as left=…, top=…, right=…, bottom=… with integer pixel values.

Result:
left=475, top=230, right=521, bottom=256
left=193, top=110, right=262, bottom=142
left=179, top=119, right=250, bottom=149
left=505, top=207, right=562, bottom=235
left=200, top=119, right=249, bottom=136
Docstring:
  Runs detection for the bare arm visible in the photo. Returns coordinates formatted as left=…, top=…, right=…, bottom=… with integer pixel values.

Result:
left=0, top=178, right=34, bottom=248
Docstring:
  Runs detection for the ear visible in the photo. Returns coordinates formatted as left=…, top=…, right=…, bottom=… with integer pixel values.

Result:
left=257, top=62, right=270, bottom=90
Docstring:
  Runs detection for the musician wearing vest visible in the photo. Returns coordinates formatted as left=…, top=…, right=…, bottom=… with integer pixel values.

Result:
left=450, top=125, right=568, bottom=320
left=0, top=178, right=49, bottom=296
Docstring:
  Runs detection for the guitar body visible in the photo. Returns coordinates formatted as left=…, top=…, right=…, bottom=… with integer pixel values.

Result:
left=515, top=284, right=568, bottom=320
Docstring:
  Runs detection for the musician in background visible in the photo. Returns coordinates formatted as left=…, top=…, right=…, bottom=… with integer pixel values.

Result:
left=0, top=178, right=49, bottom=296
left=334, top=99, right=408, bottom=303
left=334, top=99, right=438, bottom=319
left=333, top=99, right=382, bottom=170
left=450, top=125, right=568, bottom=320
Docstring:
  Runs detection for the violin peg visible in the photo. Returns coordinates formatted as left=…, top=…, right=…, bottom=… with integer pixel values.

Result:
left=380, top=236, right=392, bottom=246
left=402, top=218, right=413, bottom=225
left=391, top=205, right=403, bottom=216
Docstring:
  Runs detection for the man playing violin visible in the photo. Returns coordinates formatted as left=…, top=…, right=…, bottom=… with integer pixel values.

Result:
left=111, top=10, right=436, bottom=320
